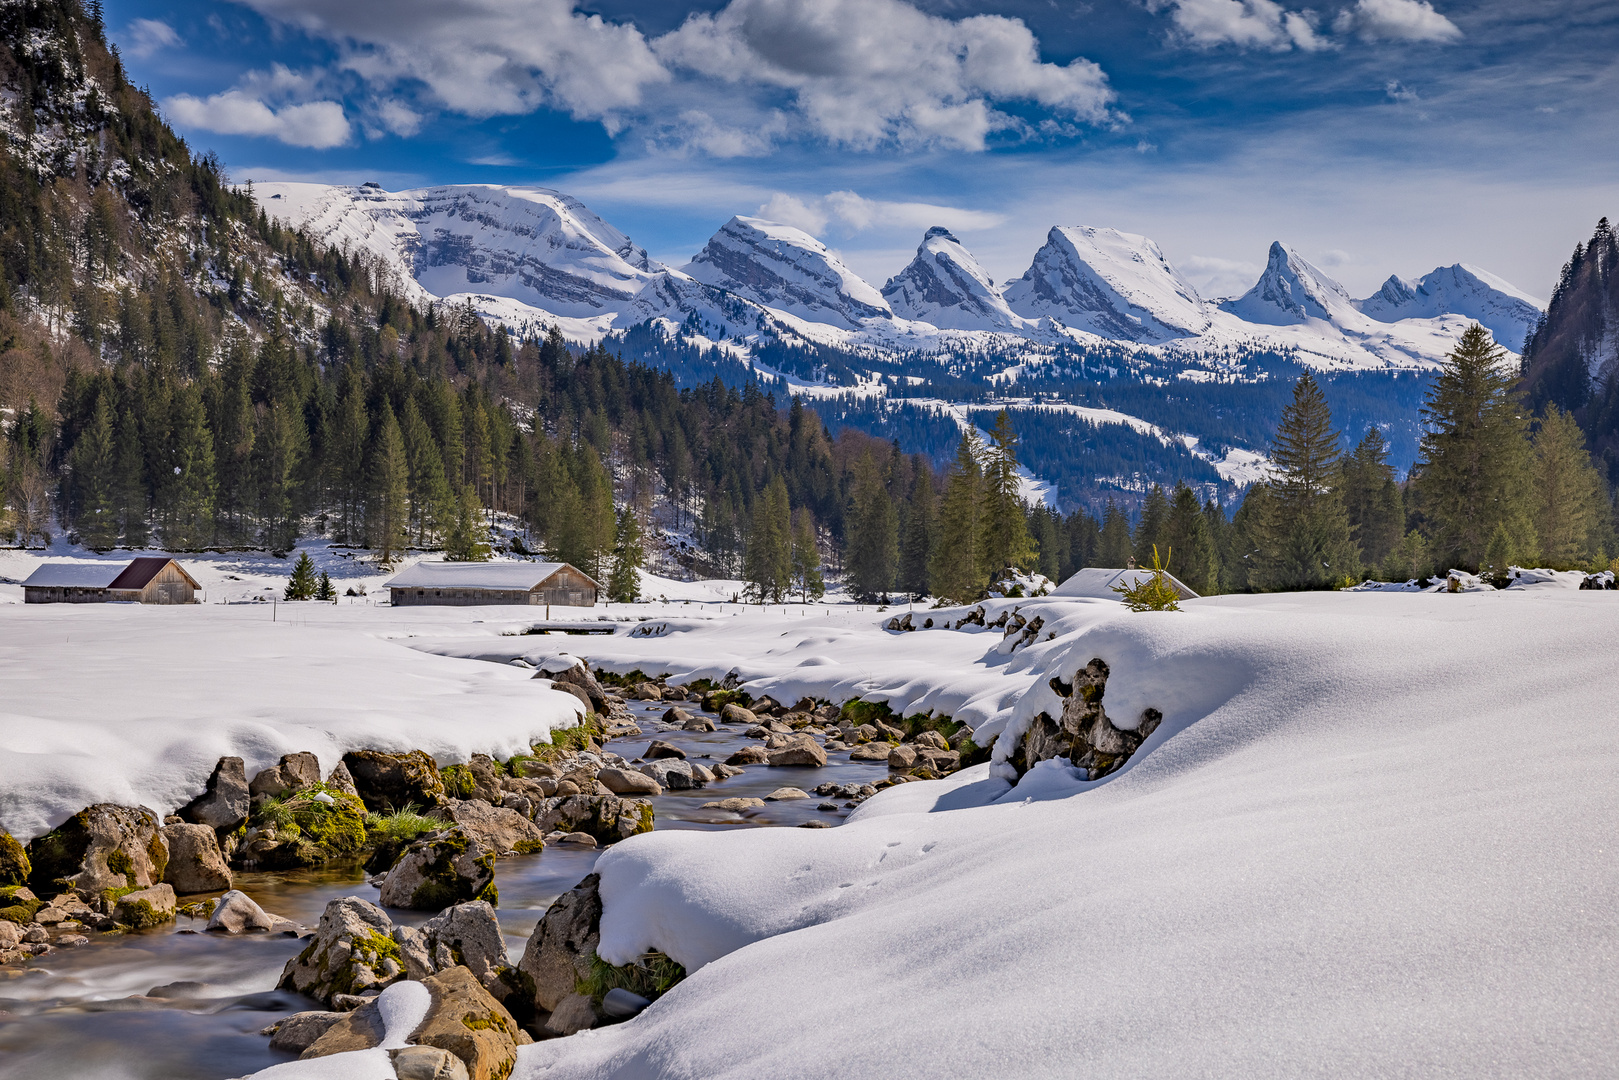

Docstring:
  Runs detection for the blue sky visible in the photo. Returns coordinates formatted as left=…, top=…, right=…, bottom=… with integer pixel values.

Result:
left=107, top=0, right=1619, bottom=301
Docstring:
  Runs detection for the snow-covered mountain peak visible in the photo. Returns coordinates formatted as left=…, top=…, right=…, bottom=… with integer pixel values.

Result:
left=1003, top=225, right=1211, bottom=343
left=882, top=226, right=1023, bottom=331
left=682, top=216, right=893, bottom=331
left=1355, top=262, right=1544, bottom=350
left=1221, top=242, right=1357, bottom=326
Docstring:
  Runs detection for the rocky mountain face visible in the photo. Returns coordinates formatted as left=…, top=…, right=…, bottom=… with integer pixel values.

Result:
left=882, top=226, right=1023, bottom=331
left=1221, top=242, right=1360, bottom=327
left=1356, top=264, right=1543, bottom=353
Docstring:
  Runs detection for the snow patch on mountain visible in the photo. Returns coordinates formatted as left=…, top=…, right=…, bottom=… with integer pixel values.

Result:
left=882, top=226, right=1026, bottom=331
left=1221, top=242, right=1359, bottom=327
left=1355, top=264, right=1545, bottom=353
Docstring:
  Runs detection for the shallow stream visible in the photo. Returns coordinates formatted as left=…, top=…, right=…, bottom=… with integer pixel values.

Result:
left=0, top=699, right=884, bottom=1079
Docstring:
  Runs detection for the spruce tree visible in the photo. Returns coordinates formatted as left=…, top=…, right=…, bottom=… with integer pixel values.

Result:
left=1340, top=428, right=1405, bottom=572
left=743, top=476, right=791, bottom=602
left=898, top=464, right=936, bottom=599
left=164, top=382, right=216, bottom=551
left=1133, top=485, right=1169, bottom=567
left=1251, top=373, right=1359, bottom=589
left=607, top=507, right=645, bottom=603
left=1097, top=499, right=1132, bottom=567
left=929, top=432, right=985, bottom=602
left=369, top=401, right=409, bottom=564
left=72, top=393, right=118, bottom=550
left=1163, top=482, right=1218, bottom=594
left=982, top=411, right=1036, bottom=575
left=444, top=490, right=492, bottom=561
left=1411, top=324, right=1536, bottom=570
left=316, top=571, right=335, bottom=602
left=791, top=510, right=825, bottom=602
left=847, top=452, right=898, bottom=602
left=1530, top=405, right=1607, bottom=567
left=113, top=403, right=148, bottom=547
left=402, top=397, right=452, bottom=547
left=284, top=551, right=317, bottom=600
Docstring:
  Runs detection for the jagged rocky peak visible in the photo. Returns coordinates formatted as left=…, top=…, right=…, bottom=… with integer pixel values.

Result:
left=882, top=227, right=1022, bottom=331
left=1003, top=225, right=1210, bottom=343
left=1355, top=263, right=1544, bottom=350
left=1221, top=241, right=1357, bottom=326
left=682, top=216, right=893, bottom=331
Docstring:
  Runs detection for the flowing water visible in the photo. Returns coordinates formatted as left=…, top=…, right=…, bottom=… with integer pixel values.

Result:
left=0, top=699, right=886, bottom=1079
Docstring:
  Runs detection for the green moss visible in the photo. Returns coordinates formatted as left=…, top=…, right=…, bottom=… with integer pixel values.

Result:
left=0, top=832, right=31, bottom=887
left=635, top=803, right=654, bottom=835
left=405, top=828, right=495, bottom=910
left=145, top=830, right=168, bottom=881
left=529, top=716, right=603, bottom=761
left=357, top=928, right=402, bottom=968
left=575, top=950, right=686, bottom=1005
left=106, top=848, right=134, bottom=886
left=254, top=784, right=367, bottom=863
left=364, top=806, right=439, bottom=845
left=511, top=839, right=545, bottom=855
left=98, top=884, right=138, bottom=907
left=116, top=897, right=170, bottom=930
left=0, top=897, right=43, bottom=924
left=839, top=699, right=897, bottom=727
left=440, top=765, right=477, bottom=799
left=461, top=1010, right=517, bottom=1037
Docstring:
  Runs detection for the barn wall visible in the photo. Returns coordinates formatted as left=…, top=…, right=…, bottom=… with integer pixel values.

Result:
left=136, top=563, right=196, bottom=605
left=391, top=588, right=536, bottom=607
left=24, top=587, right=110, bottom=604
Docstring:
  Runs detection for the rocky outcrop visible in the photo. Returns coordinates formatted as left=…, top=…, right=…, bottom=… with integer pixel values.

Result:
left=517, top=873, right=603, bottom=1031
left=379, top=827, right=497, bottom=911
left=1019, top=658, right=1163, bottom=779
left=249, top=752, right=323, bottom=799
left=343, top=749, right=447, bottom=812
left=179, top=757, right=250, bottom=834
left=279, top=896, right=412, bottom=1004
left=416, top=900, right=517, bottom=1007
left=26, top=803, right=168, bottom=895
left=264, top=1010, right=347, bottom=1054
left=544, top=661, right=610, bottom=714
left=161, top=823, right=232, bottom=894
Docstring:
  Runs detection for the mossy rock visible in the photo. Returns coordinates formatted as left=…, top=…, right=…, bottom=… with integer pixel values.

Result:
left=0, top=884, right=43, bottom=924
left=840, top=699, right=898, bottom=727
left=26, top=804, right=166, bottom=894
left=576, top=950, right=686, bottom=1006
left=0, top=831, right=30, bottom=887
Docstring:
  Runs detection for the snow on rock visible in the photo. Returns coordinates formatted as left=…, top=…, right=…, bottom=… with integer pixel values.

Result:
left=1355, top=264, right=1545, bottom=354
left=1221, top=241, right=1360, bottom=326
left=682, top=216, right=895, bottom=331
left=514, top=591, right=1619, bottom=1079
left=881, top=226, right=1025, bottom=331
left=1004, top=225, right=1212, bottom=342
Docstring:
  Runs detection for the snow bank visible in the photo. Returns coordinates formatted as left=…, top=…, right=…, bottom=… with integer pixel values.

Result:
left=0, top=605, right=582, bottom=840
left=249, top=980, right=429, bottom=1079
left=515, top=591, right=1619, bottom=1078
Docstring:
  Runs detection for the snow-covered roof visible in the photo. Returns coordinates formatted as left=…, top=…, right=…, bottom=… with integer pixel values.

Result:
left=1053, top=567, right=1200, bottom=601
left=22, top=563, right=125, bottom=588
left=384, top=561, right=592, bottom=590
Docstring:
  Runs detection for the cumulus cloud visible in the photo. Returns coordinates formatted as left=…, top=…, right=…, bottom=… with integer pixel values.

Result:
left=759, top=190, right=1006, bottom=235
left=1334, top=0, right=1462, bottom=42
left=1145, top=0, right=1326, bottom=51
left=125, top=18, right=181, bottom=58
left=164, top=91, right=351, bottom=148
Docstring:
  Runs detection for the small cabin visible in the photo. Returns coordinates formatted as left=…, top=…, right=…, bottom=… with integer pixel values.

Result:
left=23, top=557, right=200, bottom=604
left=1053, top=567, right=1200, bottom=602
left=385, top=561, right=600, bottom=607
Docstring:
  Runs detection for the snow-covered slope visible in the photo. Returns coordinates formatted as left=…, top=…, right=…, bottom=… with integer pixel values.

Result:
left=882, top=226, right=1025, bottom=331
left=1355, top=263, right=1545, bottom=353
left=1221, top=242, right=1359, bottom=326
left=682, top=216, right=895, bottom=331
left=1004, top=226, right=1212, bottom=342
left=257, top=183, right=665, bottom=318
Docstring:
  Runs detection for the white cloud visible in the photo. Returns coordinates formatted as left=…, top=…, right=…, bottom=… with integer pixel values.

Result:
left=1178, top=254, right=1263, bottom=299
left=758, top=190, right=1007, bottom=236
left=372, top=99, right=424, bottom=138
left=164, top=91, right=351, bottom=148
left=1335, top=0, right=1462, bottom=42
left=1145, top=0, right=1326, bottom=51
left=125, top=18, right=181, bottom=58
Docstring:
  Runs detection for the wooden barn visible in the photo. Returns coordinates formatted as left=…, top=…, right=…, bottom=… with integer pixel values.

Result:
left=385, top=561, right=599, bottom=607
left=23, top=557, right=201, bottom=604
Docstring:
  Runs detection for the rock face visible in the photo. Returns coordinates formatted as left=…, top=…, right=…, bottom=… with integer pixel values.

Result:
left=531, top=794, right=652, bottom=846
left=179, top=757, right=251, bottom=833
left=1020, top=658, right=1163, bottom=779
left=380, top=827, right=497, bottom=911
left=444, top=801, right=545, bottom=856
left=114, top=883, right=176, bottom=929
left=342, top=749, right=447, bottom=812
left=26, top=804, right=168, bottom=895
left=160, top=823, right=232, bottom=894
left=279, top=896, right=411, bottom=1004
left=207, top=889, right=301, bottom=934
left=517, top=873, right=603, bottom=1028
left=882, top=226, right=1024, bottom=331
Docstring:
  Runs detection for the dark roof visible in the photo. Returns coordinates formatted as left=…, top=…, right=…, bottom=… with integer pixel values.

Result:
left=108, top=557, right=197, bottom=590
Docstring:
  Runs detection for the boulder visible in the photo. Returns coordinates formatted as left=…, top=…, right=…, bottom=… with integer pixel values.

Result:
left=325, top=760, right=362, bottom=800
left=661, top=706, right=693, bottom=725
left=638, top=758, right=698, bottom=791
left=405, top=966, right=522, bottom=1080
left=248, top=752, right=323, bottom=799
left=596, top=768, right=662, bottom=796
left=178, top=757, right=251, bottom=834
left=628, top=681, right=663, bottom=701
left=0, top=831, right=31, bottom=887
left=689, top=762, right=715, bottom=784
left=26, top=804, right=168, bottom=895
left=544, top=661, right=609, bottom=714
left=265, top=1011, right=347, bottom=1054
left=379, top=827, right=496, bottom=911
left=916, top=748, right=961, bottom=773
left=644, top=740, right=686, bottom=760
left=682, top=714, right=717, bottom=732
left=279, top=896, right=409, bottom=1004
left=700, top=797, right=766, bottom=813
left=914, top=730, right=950, bottom=751
left=0, top=918, right=22, bottom=950
left=517, top=873, right=602, bottom=1014
left=550, top=681, right=593, bottom=714
left=444, top=801, right=545, bottom=856
left=161, top=823, right=232, bottom=894
left=764, top=787, right=809, bottom=801
left=726, top=746, right=769, bottom=765
left=767, top=735, right=827, bottom=768
left=532, top=794, right=653, bottom=846
left=719, top=703, right=756, bottom=725
left=341, top=750, right=446, bottom=813
left=542, top=993, right=600, bottom=1037
left=888, top=744, right=919, bottom=770
left=392, top=1045, right=471, bottom=1080
left=709, top=763, right=744, bottom=780
left=849, top=743, right=891, bottom=762
left=206, top=889, right=301, bottom=934
left=418, top=900, right=515, bottom=1005
left=453, top=755, right=506, bottom=805
left=114, top=883, right=176, bottom=929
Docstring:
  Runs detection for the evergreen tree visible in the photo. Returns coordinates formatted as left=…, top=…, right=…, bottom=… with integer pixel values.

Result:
left=791, top=510, right=825, bottom=603
left=113, top=403, right=148, bottom=547
left=1133, top=485, right=1169, bottom=567
left=444, top=490, right=492, bottom=561
left=1097, top=499, right=1132, bottom=567
left=743, top=476, right=792, bottom=602
left=607, top=507, right=645, bottom=603
left=1530, top=405, right=1608, bottom=567
left=401, top=396, right=453, bottom=547
left=316, top=571, right=335, bottom=602
left=369, top=401, right=409, bottom=564
left=1251, top=373, right=1359, bottom=590
left=982, top=410, right=1036, bottom=575
left=212, top=343, right=257, bottom=546
left=1030, top=504, right=1062, bottom=582
left=1411, top=324, right=1536, bottom=570
left=1163, top=482, right=1219, bottom=594
left=1340, top=428, right=1405, bottom=572
left=163, top=381, right=217, bottom=550
left=847, top=452, right=898, bottom=602
left=71, top=393, right=118, bottom=550
left=284, top=551, right=317, bottom=600
left=930, top=431, right=985, bottom=602
left=330, top=364, right=367, bottom=544
left=898, top=463, right=936, bottom=599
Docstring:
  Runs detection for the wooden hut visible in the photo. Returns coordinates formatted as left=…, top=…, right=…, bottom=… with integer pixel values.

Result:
left=1053, top=566, right=1200, bottom=602
left=385, top=561, right=599, bottom=607
left=23, top=557, right=200, bottom=604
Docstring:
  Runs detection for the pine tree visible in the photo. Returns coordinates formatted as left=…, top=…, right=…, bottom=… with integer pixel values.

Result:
left=72, top=393, right=118, bottom=550
left=1530, top=405, right=1607, bottom=567
left=1097, top=499, right=1132, bottom=567
left=930, top=431, right=984, bottom=601
left=1163, top=482, right=1218, bottom=594
left=607, top=507, right=645, bottom=603
left=1340, top=428, right=1405, bottom=572
left=791, top=510, right=825, bottom=602
left=847, top=452, right=898, bottom=602
left=898, top=463, right=936, bottom=599
left=402, top=397, right=453, bottom=547
left=743, top=476, right=792, bottom=602
left=1133, top=485, right=1169, bottom=567
left=284, top=551, right=317, bottom=600
left=369, top=401, right=409, bottom=564
left=112, top=403, right=148, bottom=547
left=982, top=410, right=1036, bottom=575
left=1251, top=373, right=1359, bottom=590
left=1411, top=324, right=1536, bottom=570
left=1030, top=504, right=1062, bottom=581
left=444, top=489, right=492, bottom=562
left=331, top=364, right=367, bottom=544
left=164, top=382, right=216, bottom=550
left=316, top=571, right=335, bottom=602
